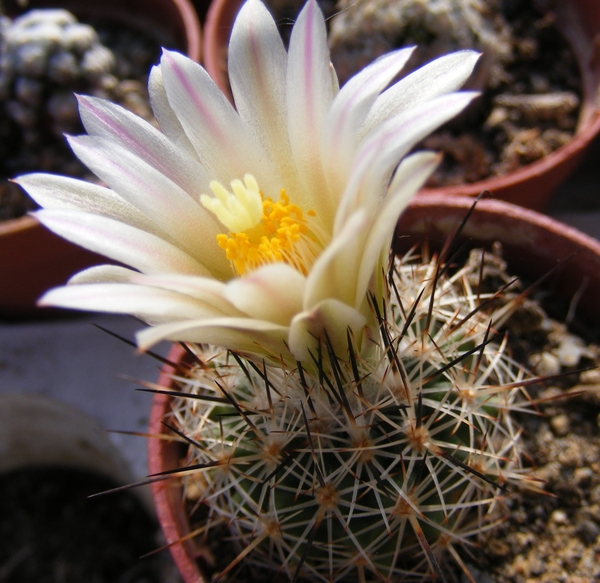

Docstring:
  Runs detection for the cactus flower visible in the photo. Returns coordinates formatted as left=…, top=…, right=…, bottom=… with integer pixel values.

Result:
left=18, top=0, right=478, bottom=364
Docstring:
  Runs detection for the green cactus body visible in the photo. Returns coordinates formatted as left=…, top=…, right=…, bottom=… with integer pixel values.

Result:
left=167, top=247, right=536, bottom=582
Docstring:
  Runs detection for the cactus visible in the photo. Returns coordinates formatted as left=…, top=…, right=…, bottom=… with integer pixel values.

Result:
left=328, top=0, right=512, bottom=87
left=161, top=239, right=540, bottom=582
left=0, top=8, right=156, bottom=219
left=0, top=10, right=117, bottom=159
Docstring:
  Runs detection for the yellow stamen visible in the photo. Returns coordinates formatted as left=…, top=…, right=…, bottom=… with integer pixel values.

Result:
left=202, top=175, right=322, bottom=276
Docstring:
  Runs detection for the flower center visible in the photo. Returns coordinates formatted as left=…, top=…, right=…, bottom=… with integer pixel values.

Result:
left=201, top=174, right=323, bottom=276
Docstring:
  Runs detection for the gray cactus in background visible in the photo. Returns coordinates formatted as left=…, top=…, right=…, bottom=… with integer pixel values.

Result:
left=0, top=9, right=115, bottom=147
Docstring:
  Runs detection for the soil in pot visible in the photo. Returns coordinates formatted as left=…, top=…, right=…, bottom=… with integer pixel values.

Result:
left=0, top=466, right=168, bottom=583
left=425, top=244, right=600, bottom=582
left=0, top=7, right=163, bottom=222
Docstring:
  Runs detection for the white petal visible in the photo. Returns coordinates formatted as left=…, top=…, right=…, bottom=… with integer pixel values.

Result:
left=69, top=264, right=142, bottom=284
left=304, top=210, right=369, bottom=311
left=228, top=0, right=298, bottom=192
left=159, top=50, right=275, bottom=194
left=39, top=283, right=223, bottom=323
left=355, top=151, right=441, bottom=305
left=363, top=50, right=481, bottom=135
left=67, top=135, right=229, bottom=278
left=224, top=263, right=305, bottom=325
left=286, top=0, right=335, bottom=221
left=16, top=173, right=155, bottom=233
left=289, top=298, right=367, bottom=362
left=78, top=95, right=212, bottom=198
left=336, top=91, right=478, bottom=232
left=67, top=268, right=238, bottom=322
left=136, top=317, right=289, bottom=358
left=34, top=209, right=209, bottom=276
left=129, top=273, right=242, bottom=316
left=148, top=63, right=197, bottom=156
left=321, top=47, right=415, bottom=199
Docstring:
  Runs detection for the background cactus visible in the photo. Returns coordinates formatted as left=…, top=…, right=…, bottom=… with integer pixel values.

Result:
left=0, top=10, right=116, bottom=179
left=327, top=0, right=512, bottom=88
left=160, top=240, right=542, bottom=583
left=0, top=8, right=156, bottom=219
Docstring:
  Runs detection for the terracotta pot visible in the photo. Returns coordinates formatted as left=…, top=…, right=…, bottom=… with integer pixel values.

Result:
left=421, top=0, right=600, bottom=210
left=148, top=344, right=201, bottom=583
left=202, top=0, right=600, bottom=212
left=203, top=0, right=245, bottom=97
left=0, top=216, right=112, bottom=319
left=147, top=195, right=600, bottom=583
left=0, top=0, right=202, bottom=319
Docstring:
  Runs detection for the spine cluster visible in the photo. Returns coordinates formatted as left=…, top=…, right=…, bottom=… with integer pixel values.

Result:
left=164, top=244, right=539, bottom=582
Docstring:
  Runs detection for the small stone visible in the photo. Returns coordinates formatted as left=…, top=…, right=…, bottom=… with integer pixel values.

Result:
left=81, top=45, right=115, bottom=80
left=528, top=554, right=546, bottom=576
left=13, top=43, right=48, bottom=77
left=551, top=509, right=569, bottom=524
left=184, top=480, right=202, bottom=500
left=580, top=369, right=600, bottom=384
left=576, top=519, right=600, bottom=544
left=46, top=91, right=79, bottom=125
left=535, top=352, right=561, bottom=376
left=97, top=73, right=118, bottom=92
left=485, top=538, right=510, bottom=558
left=554, top=335, right=590, bottom=367
left=507, top=554, right=528, bottom=576
left=515, top=532, right=536, bottom=548
left=62, top=22, right=98, bottom=55
left=14, top=76, right=43, bottom=106
left=574, top=467, right=594, bottom=486
left=538, top=386, right=563, bottom=401
left=5, top=99, right=37, bottom=127
left=486, top=105, right=510, bottom=128
left=550, top=413, right=570, bottom=436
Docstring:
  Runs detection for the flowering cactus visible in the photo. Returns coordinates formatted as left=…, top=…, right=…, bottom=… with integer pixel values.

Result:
left=15, top=0, right=540, bottom=580
left=162, top=243, right=537, bottom=582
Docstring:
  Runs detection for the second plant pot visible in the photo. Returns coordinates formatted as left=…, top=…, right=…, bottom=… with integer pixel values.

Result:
left=203, top=0, right=600, bottom=212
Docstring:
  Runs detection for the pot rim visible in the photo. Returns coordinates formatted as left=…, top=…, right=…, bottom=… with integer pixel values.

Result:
left=148, top=345, right=203, bottom=583
left=0, top=214, right=38, bottom=236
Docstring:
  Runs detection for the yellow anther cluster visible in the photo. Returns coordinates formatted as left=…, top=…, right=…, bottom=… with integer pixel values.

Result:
left=216, top=190, right=318, bottom=276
